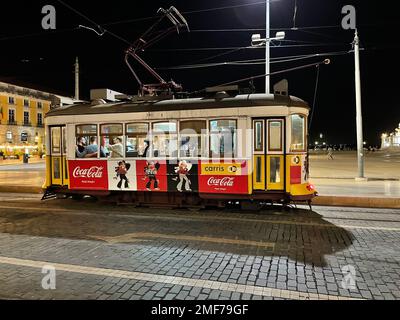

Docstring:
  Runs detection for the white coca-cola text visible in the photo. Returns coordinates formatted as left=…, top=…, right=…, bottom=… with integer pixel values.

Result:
left=207, top=177, right=235, bottom=187
left=73, top=166, right=104, bottom=179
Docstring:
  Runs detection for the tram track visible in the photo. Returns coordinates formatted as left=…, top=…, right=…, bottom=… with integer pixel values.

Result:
left=0, top=202, right=400, bottom=232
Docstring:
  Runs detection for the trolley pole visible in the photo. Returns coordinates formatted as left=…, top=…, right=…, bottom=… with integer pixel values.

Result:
left=265, top=0, right=270, bottom=94
left=354, top=30, right=365, bottom=180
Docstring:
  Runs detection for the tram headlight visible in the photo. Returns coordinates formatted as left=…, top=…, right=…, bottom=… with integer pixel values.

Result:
left=306, top=184, right=315, bottom=192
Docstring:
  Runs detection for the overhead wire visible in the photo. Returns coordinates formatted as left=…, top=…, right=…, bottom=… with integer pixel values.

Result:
left=190, top=59, right=330, bottom=95
left=157, top=50, right=352, bottom=70
left=55, top=0, right=131, bottom=45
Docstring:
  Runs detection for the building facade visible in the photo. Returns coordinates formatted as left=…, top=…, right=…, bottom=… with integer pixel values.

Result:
left=0, top=81, right=73, bottom=158
left=381, top=123, right=400, bottom=149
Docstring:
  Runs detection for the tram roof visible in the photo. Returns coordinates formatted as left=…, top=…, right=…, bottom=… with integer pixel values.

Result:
left=46, top=94, right=309, bottom=118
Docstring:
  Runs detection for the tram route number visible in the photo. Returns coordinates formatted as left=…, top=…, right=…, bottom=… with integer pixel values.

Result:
left=151, top=304, right=249, bottom=317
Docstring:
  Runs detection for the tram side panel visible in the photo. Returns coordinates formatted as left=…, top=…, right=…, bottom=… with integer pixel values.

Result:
left=66, top=159, right=251, bottom=196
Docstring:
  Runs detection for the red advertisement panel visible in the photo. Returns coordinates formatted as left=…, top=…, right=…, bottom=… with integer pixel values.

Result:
left=290, top=166, right=302, bottom=185
left=199, top=161, right=249, bottom=194
left=135, top=160, right=168, bottom=192
left=69, top=160, right=109, bottom=190
left=199, top=175, right=249, bottom=194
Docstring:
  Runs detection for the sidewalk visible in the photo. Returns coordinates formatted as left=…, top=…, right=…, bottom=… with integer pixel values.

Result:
left=309, top=151, right=400, bottom=209
left=0, top=157, right=45, bottom=167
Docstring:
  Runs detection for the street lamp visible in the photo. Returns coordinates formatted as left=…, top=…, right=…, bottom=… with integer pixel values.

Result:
left=251, top=31, right=286, bottom=46
left=250, top=0, right=284, bottom=94
left=251, top=31, right=285, bottom=93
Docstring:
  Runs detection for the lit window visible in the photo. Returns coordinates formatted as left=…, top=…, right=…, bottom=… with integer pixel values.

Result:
left=269, top=120, right=283, bottom=151
left=6, top=131, right=12, bottom=142
left=75, top=124, right=99, bottom=158
left=254, top=121, right=264, bottom=152
left=179, top=120, right=207, bottom=158
left=152, top=122, right=178, bottom=158
left=126, top=123, right=149, bottom=158
left=291, top=115, right=306, bottom=152
left=51, top=127, right=61, bottom=154
left=100, top=124, right=124, bottom=158
left=210, top=119, right=237, bottom=158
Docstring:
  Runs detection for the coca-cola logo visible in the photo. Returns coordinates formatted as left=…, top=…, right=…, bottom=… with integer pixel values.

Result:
left=73, top=166, right=104, bottom=179
left=207, top=177, right=235, bottom=187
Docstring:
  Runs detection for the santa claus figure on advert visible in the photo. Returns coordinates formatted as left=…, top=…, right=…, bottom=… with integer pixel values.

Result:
left=173, top=160, right=192, bottom=192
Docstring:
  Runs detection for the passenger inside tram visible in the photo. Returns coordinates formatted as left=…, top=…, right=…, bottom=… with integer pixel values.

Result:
left=105, top=137, right=124, bottom=158
left=76, top=137, right=98, bottom=158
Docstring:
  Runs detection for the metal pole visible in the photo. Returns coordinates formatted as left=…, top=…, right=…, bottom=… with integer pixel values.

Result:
left=75, top=57, right=80, bottom=101
left=354, top=30, right=365, bottom=179
left=266, top=0, right=270, bottom=94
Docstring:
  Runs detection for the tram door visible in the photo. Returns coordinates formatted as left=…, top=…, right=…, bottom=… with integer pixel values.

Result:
left=253, top=119, right=285, bottom=191
left=49, top=126, right=68, bottom=186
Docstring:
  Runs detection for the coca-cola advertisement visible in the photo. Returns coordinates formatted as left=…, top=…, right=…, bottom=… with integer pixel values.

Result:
left=199, top=161, right=248, bottom=194
left=69, top=160, right=109, bottom=190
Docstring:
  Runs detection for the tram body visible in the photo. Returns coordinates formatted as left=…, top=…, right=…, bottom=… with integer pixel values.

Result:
left=43, top=94, right=316, bottom=207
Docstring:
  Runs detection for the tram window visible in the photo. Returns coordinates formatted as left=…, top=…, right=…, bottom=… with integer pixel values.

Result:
left=254, top=121, right=263, bottom=152
left=269, top=121, right=283, bottom=151
left=210, top=120, right=237, bottom=158
left=62, top=127, right=67, bottom=154
left=180, top=120, right=206, bottom=158
left=290, top=115, right=306, bottom=152
left=256, top=157, right=262, bottom=183
left=270, top=157, right=281, bottom=183
left=152, top=122, right=178, bottom=158
left=53, top=158, right=61, bottom=179
left=51, top=127, right=61, bottom=154
left=126, top=123, right=149, bottom=158
left=100, top=124, right=124, bottom=158
left=75, top=124, right=98, bottom=158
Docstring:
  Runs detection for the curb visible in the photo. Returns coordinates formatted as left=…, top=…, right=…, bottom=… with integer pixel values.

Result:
left=313, top=196, right=400, bottom=209
left=0, top=186, right=43, bottom=194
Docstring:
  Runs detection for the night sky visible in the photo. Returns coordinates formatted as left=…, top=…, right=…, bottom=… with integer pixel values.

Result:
left=1, top=0, right=399, bottom=146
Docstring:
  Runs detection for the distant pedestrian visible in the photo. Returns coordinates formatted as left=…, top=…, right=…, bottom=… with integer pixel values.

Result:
left=327, top=147, right=334, bottom=160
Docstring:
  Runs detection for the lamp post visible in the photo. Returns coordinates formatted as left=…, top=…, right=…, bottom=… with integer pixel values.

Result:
left=353, top=30, right=366, bottom=180
left=266, top=0, right=270, bottom=94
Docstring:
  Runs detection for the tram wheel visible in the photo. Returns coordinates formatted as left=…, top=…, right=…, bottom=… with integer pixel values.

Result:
left=240, top=201, right=262, bottom=211
left=71, top=194, right=84, bottom=201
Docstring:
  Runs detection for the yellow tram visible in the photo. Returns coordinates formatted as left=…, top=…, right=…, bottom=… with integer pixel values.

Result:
left=43, top=93, right=317, bottom=208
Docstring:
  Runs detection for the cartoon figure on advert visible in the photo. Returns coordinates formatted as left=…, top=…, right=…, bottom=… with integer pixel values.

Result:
left=115, top=161, right=131, bottom=189
left=143, top=161, right=161, bottom=191
left=172, top=160, right=192, bottom=192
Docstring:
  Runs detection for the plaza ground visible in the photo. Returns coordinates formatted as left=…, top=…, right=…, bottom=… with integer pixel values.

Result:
left=0, top=151, right=399, bottom=300
left=0, top=193, right=399, bottom=300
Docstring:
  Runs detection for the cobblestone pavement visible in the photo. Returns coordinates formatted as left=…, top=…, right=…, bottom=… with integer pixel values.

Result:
left=0, top=193, right=399, bottom=300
